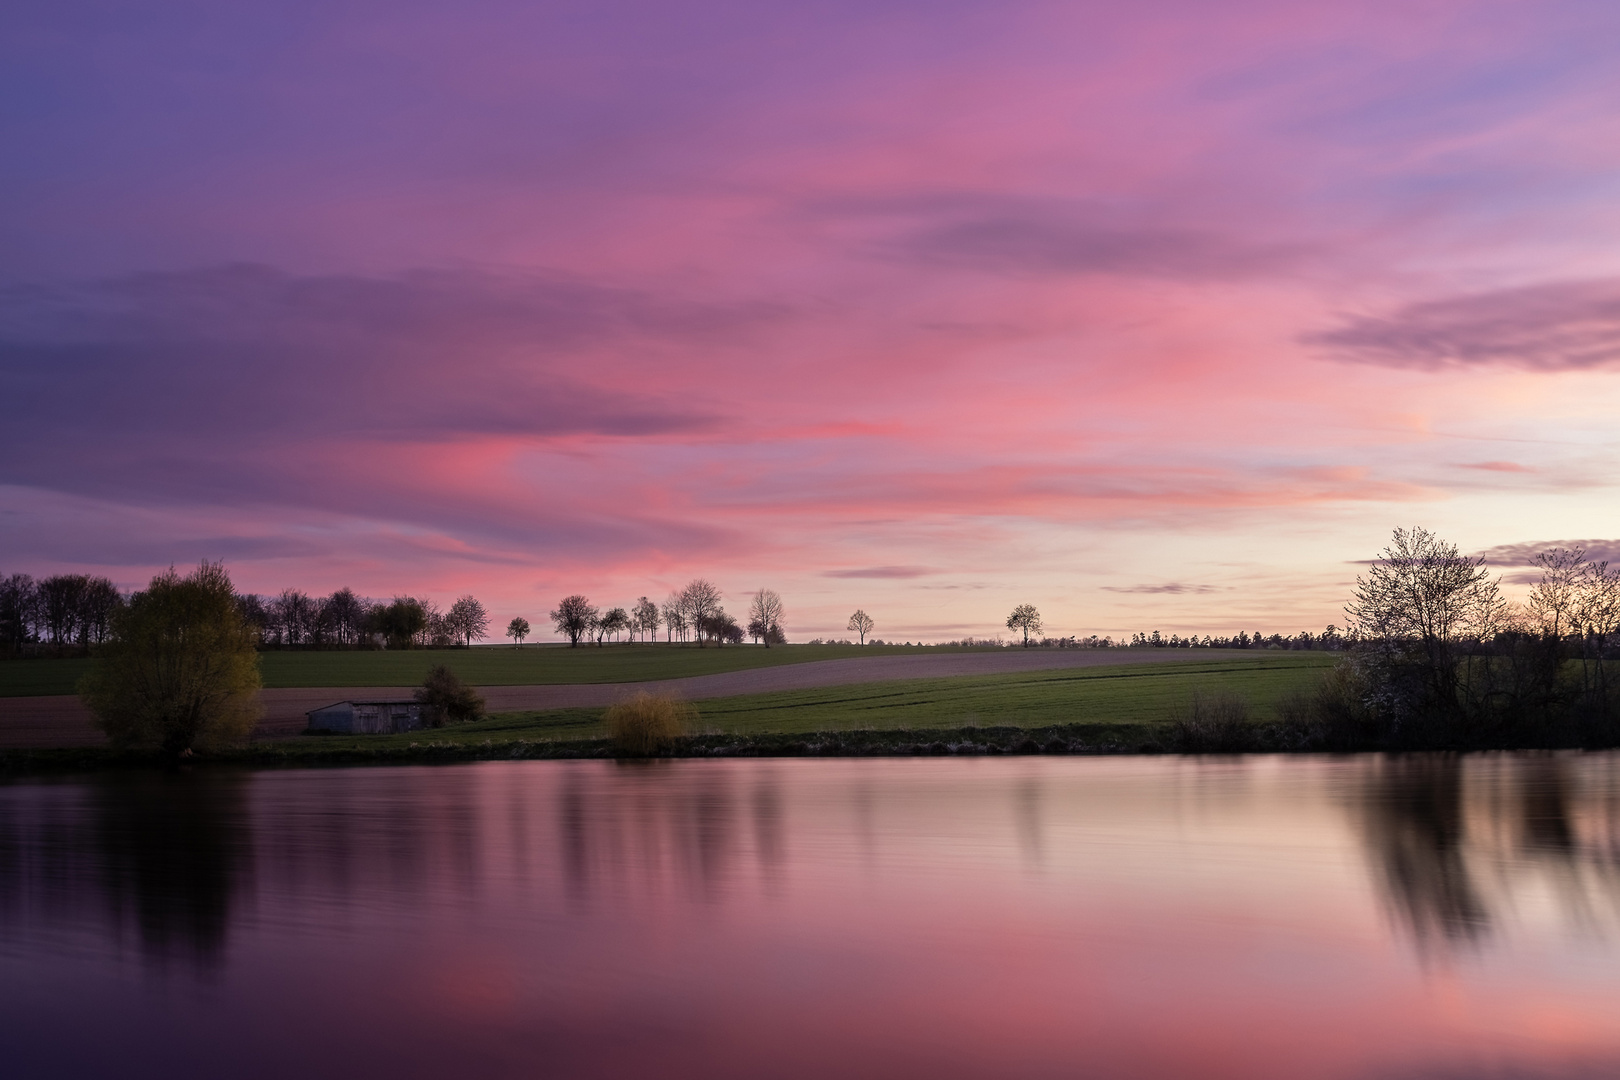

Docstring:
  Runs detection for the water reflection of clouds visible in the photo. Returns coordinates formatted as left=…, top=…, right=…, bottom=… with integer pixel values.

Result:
left=1, top=756, right=1619, bottom=1079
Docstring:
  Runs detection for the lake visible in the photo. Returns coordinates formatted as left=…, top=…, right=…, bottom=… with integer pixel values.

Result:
left=2, top=754, right=1617, bottom=1078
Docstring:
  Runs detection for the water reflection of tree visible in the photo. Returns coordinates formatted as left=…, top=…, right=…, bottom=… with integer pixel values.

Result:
left=0, top=771, right=252, bottom=970
left=1357, top=754, right=1620, bottom=957
left=92, top=771, right=253, bottom=967
left=1360, top=757, right=1490, bottom=950
left=559, top=764, right=797, bottom=901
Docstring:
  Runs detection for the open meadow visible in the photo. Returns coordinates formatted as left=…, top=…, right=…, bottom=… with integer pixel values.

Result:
left=270, top=653, right=1337, bottom=755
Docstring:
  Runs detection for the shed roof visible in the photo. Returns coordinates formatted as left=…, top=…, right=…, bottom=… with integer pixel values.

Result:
left=306, top=698, right=420, bottom=714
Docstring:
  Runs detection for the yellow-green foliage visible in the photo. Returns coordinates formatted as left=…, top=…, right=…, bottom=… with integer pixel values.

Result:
left=80, top=562, right=262, bottom=753
left=603, top=692, right=693, bottom=754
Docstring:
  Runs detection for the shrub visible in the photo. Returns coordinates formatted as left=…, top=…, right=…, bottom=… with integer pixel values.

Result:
left=1165, top=690, right=1253, bottom=752
left=416, top=664, right=486, bottom=726
left=603, top=693, right=694, bottom=755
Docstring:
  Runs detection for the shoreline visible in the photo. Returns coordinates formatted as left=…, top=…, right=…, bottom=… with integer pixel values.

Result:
left=5, top=721, right=1616, bottom=776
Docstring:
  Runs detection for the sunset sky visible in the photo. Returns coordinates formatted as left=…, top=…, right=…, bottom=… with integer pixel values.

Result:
left=5, top=0, right=1620, bottom=641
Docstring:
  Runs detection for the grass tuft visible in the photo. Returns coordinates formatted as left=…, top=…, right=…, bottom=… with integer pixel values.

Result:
left=603, top=693, right=695, bottom=755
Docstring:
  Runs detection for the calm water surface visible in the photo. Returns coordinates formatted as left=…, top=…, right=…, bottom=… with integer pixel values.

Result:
left=2, top=755, right=1618, bottom=1079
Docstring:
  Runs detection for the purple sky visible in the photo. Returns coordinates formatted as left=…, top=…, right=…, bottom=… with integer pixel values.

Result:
left=5, top=0, right=1620, bottom=640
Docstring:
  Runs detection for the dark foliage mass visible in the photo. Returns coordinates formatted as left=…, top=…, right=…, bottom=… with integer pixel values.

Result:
left=0, top=573, right=123, bottom=654
left=414, top=665, right=486, bottom=727
left=80, top=562, right=261, bottom=754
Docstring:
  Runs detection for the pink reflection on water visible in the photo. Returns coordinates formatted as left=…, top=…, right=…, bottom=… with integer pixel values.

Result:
left=1, top=755, right=1618, bottom=1079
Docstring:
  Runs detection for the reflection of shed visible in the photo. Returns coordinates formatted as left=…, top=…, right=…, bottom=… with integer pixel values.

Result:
left=306, top=699, right=424, bottom=734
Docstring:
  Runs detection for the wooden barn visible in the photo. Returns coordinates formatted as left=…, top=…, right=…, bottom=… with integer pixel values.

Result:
left=306, top=699, right=425, bottom=735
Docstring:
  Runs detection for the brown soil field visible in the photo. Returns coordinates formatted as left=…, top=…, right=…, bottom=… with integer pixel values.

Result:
left=0, top=649, right=1259, bottom=749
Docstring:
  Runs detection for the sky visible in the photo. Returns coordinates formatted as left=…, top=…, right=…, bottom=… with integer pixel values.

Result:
left=4, top=0, right=1620, bottom=642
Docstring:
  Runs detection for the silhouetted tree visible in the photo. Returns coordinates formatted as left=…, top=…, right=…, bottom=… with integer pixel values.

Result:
left=507, top=616, right=530, bottom=646
left=748, top=589, right=785, bottom=647
left=701, top=610, right=742, bottom=646
left=847, top=609, right=874, bottom=645
left=551, top=595, right=597, bottom=647
left=681, top=579, right=723, bottom=647
left=446, top=595, right=489, bottom=647
left=371, top=596, right=429, bottom=649
left=1006, top=604, right=1042, bottom=646
left=321, top=587, right=366, bottom=646
left=1346, top=527, right=1505, bottom=731
left=632, top=597, right=659, bottom=642
left=661, top=594, right=687, bottom=642
left=597, top=606, right=630, bottom=644
left=0, top=574, right=37, bottom=652
left=267, top=588, right=319, bottom=646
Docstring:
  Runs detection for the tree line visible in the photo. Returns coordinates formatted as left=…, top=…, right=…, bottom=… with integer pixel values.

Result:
left=1327, top=528, right=1620, bottom=743
left=546, top=582, right=786, bottom=648
left=0, top=573, right=492, bottom=654
left=236, top=589, right=491, bottom=649
left=0, top=573, right=123, bottom=653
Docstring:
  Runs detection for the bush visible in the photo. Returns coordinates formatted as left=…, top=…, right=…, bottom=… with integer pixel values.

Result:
left=1165, top=690, right=1253, bottom=752
left=415, top=664, right=486, bottom=726
left=603, top=693, right=694, bottom=755
left=80, top=562, right=262, bottom=754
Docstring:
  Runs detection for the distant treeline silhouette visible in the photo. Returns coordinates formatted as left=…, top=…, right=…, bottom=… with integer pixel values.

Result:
left=0, top=573, right=122, bottom=654
left=0, top=575, right=492, bottom=654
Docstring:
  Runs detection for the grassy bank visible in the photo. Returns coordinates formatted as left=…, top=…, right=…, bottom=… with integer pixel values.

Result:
left=0, top=642, right=985, bottom=697
left=0, top=655, right=1337, bottom=771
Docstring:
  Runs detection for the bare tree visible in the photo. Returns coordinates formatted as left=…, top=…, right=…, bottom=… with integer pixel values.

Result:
left=268, top=588, right=320, bottom=646
left=1007, top=604, right=1042, bottom=646
left=681, top=579, right=723, bottom=647
left=550, top=595, right=598, bottom=647
left=39, top=574, right=90, bottom=646
left=847, top=609, right=874, bottom=645
left=747, top=589, right=786, bottom=647
left=322, top=587, right=366, bottom=646
left=446, top=595, right=490, bottom=647
left=598, top=606, right=630, bottom=644
left=1345, top=527, right=1505, bottom=728
left=0, top=574, right=38, bottom=653
left=1527, top=549, right=1585, bottom=640
left=661, top=594, right=687, bottom=642
left=632, top=596, right=659, bottom=642
left=1529, top=547, right=1620, bottom=709
left=507, top=616, right=530, bottom=646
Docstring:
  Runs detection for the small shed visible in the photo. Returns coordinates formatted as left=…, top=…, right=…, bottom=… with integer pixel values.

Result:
left=306, top=699, right=425, bottom=735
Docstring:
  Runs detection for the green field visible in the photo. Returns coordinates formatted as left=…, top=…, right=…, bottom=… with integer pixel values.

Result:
left=0, top=643, right=985, bottom=697
left=288, top=654, right=1337, bottom=750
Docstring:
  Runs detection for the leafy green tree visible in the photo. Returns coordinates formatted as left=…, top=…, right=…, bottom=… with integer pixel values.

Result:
left=80, top=562, right=262, bottom=753
left=1007, top=604, right=1042, bottom=646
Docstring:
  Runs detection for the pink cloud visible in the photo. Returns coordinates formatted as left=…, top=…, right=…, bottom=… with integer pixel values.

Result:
left=5, top=0, right=1620, bottom=635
